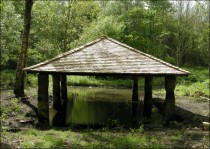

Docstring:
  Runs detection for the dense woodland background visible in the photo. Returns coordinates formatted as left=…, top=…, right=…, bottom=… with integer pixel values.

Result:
left=1, top=1, right=209, bottom=148
left=1, top=0, right=209, bottom=70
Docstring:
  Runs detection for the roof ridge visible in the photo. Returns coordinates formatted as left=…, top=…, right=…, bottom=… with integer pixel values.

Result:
left=106, top=37, right=190, bottom=74
left=24, top=37, right=104, bottom=71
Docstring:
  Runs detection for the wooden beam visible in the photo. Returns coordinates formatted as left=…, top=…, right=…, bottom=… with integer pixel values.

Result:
left=38, top=73, right=49, bottom=126
left=52, top=74, right=61, bottom=111
left=165, top=76, right=176, bottom=122
left=132, top=77, right=139, bottom=101
left=143, top=76, right=153, bottom=118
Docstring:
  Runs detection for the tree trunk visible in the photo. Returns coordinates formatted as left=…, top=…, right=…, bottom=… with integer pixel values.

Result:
left=14, top=0, right=33, bottom=97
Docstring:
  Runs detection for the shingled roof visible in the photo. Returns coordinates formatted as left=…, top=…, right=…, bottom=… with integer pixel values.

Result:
left=24, top=37, right=190, bottom=76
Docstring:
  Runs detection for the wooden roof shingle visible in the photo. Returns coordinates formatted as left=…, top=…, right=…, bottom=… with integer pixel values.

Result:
left=24, top=37, right=190, bottom=76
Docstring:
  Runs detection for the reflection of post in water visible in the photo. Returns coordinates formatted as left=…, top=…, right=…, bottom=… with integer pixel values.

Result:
left=132, top=77, right=139, bottom=123
left=132, top=101, right=138, bottom=118
left=52, top=74, right=68, bottom=126
left=66, top=92, right=77, bottom=125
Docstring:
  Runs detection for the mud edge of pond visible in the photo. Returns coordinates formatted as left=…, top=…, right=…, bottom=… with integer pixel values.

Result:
left=152, top=98, right=209, bottom=124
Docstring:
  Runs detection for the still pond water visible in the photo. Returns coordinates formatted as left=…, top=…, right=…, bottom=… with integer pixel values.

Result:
left=50, top=87, right=162, bottom=127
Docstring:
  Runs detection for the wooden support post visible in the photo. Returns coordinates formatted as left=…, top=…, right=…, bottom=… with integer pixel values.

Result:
left=132, top=77, right=139, bottom=122
left=165, top=76, right=176, bottom=122
left=38, top=73, right=49, bottom=126
left=132, top=77, right=139, bottom=101
left=143, top=76, right=153, bottom=118
left=60, top=74, right=67, bottom=126
left=53, top=74, right=61, bottom=111
left=61, top=75, right=67, bottom=102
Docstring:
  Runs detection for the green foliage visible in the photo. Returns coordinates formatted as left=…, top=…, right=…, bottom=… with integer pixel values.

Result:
left=1, top=70, right=38, bottom=89
left=1, top=1, right=208, bottom=70
left=1, top=1, right=23, bottom=69
left=25, top=73, right=38, bottom=88
left=72, top=15, right=125, bottom=48
left=177, top=67, right=208, bottom=84
left=0, top=70, right=15, bottom=88
left=175, top=79, right=209, bottom=97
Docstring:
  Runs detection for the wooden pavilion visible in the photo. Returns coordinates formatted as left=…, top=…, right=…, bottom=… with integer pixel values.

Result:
left=24, top=37, right=190, bottom=126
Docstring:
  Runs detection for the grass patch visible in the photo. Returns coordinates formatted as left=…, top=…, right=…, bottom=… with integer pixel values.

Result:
left=175, top=79, right=209, bottom=97
left=0, top=98, right=21, bottom=119
left=1, top=128, right=176, bottom=148
left=67, top=76, right=133, bottom=88
left=176, top=67, right=209, bottom=97
left=1, top=127, right=191, bottom=148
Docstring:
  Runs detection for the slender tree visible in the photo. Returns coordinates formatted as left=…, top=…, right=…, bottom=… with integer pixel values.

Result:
left=14, top=0, right=33, bottom=97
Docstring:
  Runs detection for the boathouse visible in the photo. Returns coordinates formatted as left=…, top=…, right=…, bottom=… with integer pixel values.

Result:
left=24, top=37, right=190, bottom=126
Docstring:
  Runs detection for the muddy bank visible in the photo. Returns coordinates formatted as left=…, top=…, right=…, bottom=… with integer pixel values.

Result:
left=152, top=95, right=209, bottom=126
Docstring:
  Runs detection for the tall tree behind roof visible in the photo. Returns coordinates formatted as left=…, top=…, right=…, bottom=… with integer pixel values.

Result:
left=14, top=0, right=34, bottom=97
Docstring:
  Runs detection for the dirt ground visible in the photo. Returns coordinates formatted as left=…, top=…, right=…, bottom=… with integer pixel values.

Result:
left=1, top=89, right=209, bottom=148
left=153, top=94, right=209, bottom=121
left=1, top=89, right=38, bottom=130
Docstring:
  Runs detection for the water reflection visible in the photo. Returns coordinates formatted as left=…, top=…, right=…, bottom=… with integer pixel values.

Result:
left=50, top=87, right=162, bottom=127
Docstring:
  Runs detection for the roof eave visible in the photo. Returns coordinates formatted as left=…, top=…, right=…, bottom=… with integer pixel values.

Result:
left=24, top=69, right=190, bottom=76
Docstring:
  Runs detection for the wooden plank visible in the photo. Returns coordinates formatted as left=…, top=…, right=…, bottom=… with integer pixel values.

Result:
left=143, top=76, right=153, bottom=118
left=165, top=76, right=176, bottom=123
left=38, top=73, right=49, bottom=126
